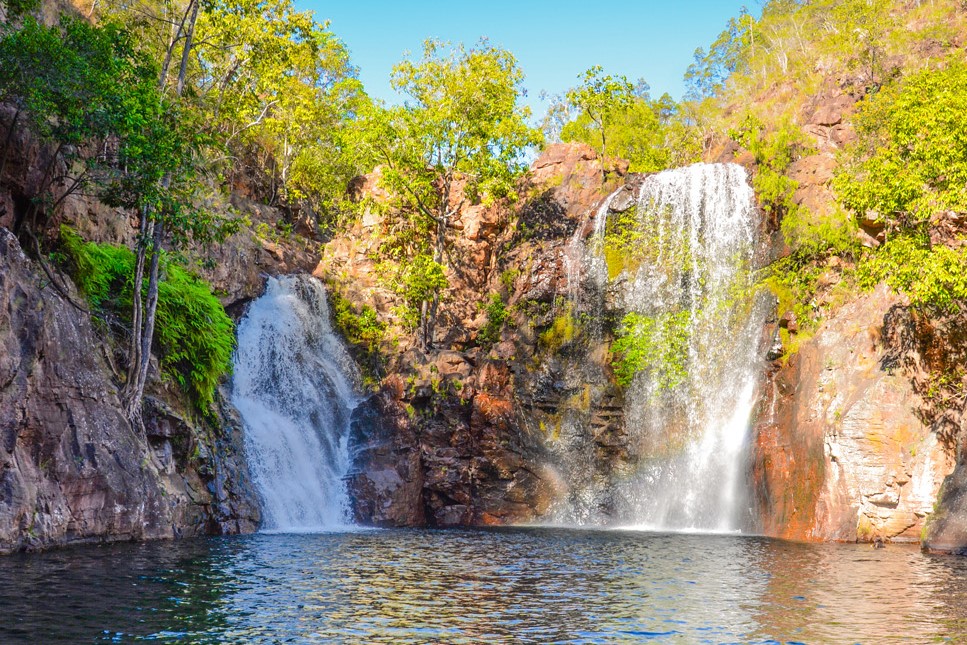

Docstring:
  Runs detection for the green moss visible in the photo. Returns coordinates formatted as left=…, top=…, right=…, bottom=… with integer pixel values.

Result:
left=60, top=226, right=234, bottom=410
left=540, top=302, right=577, bottom=351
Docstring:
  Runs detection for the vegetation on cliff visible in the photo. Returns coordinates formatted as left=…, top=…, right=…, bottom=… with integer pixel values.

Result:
left=3, top=0, right=967, bottom=418
left=352, top=39, right=540, bottom=349
left=60, top=227, right=234, bottom=409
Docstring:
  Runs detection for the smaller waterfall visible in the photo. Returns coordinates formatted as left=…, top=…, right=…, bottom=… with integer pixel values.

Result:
left=232, top=276, right=359, bottom=532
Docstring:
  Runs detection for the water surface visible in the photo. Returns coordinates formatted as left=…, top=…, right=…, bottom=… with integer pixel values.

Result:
left=2, top=528, right=966, bottom=643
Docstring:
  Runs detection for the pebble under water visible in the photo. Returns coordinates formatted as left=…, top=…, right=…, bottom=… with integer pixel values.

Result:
left=2, top=529, right=967, bottom=643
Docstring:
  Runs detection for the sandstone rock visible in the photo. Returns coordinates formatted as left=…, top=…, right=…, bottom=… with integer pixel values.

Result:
left=751, top=285, right=955, bottom=542
left=809, top=94, right=855, bottom=127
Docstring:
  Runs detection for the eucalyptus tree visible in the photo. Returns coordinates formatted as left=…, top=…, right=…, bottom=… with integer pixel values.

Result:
left=356, top=39, right=541, bottom=349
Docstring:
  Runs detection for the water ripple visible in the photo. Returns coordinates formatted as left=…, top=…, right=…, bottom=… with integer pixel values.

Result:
left=1, top=529, right=966, bottom=643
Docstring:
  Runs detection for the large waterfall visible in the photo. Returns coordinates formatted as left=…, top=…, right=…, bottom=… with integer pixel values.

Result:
left=232, top=276, right=359, bottom=532
left=557, top=163, right=768, bottom=532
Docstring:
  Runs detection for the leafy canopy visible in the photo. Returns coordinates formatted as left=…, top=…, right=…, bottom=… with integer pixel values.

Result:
left=358, top=38, right=541, bottom=223
left=835, top=60, right=967, bottom=223
left=551, top=67, right=700, bottom=173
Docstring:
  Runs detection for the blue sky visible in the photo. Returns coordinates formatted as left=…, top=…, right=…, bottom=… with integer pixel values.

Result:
left=300, top=1, right=754, bottom=115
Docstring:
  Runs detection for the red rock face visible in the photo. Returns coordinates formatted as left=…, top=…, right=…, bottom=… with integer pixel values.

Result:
left=752, top=285, right=955, bottom=543
left=333, top=143, right=619, bottom=528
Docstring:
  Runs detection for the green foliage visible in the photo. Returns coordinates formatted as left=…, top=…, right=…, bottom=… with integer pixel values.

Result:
left=836, top=61, right=967, bottom=225
left=329, top=290, right=386, bottom=353
left=193, top=0, right=368, bottom=220
left=2, top=0, right=39, bottom=20
left=499, top=268, right=520, bottom=292
left=154, top=264, right=235, bottom=408
left=729, top=114, right=806, bottom=217
left=0, top=17, right=230, bottom=245
left=352, top=39, right=539, bottom=344
left=599, top=202, right=695, bottom=282
left=611, top=311, right=690, bottom=389
left=60, top=228, right=234, bottom=409
left=562, top=66, right=635, bottom=159
left=60, top=227, right=133, bottom=309
left=780, top=205, right=861, bottom=261
left=684, top=6, right=756, bottom=100
left=395, top=254, right=448, bottom=329
left=357, top=39, right=541, bottom=218
left=857, top=235, right=967, bottom=313
left=0, top=17, right=143, bottom=146
left=554, top=67, right=700, bottom=172
left=100, top=0, right=369, bottom=221
left=478, top=293, right=508, bottom=347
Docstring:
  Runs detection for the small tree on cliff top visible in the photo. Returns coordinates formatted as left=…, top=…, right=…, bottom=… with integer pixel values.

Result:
left=564, top=66, right=636, bottom=160
left=358, top=39, right=541, bottom=350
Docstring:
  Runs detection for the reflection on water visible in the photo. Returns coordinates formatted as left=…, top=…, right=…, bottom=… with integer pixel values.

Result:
left=1, top=528, right=967, bottom=643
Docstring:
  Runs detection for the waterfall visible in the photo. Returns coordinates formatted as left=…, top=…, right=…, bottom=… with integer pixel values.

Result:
left=231, top=275, right=359, bottom=532
left=558, top=163, right=768, bottom=532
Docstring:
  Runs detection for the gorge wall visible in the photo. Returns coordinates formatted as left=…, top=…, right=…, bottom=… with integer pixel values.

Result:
left=0, top=227, right=259, bottom=553
left=0, top=106, right=318, bottom=553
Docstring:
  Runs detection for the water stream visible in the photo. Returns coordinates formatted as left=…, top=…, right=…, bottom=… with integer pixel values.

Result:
left=557, top=163, right=769, bottom=532
left=231, top=275, right=359, bottom=532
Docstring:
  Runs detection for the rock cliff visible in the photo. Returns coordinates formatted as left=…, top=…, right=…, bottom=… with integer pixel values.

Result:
left=752, top=285, right=954, bottom=542
left=0, top=228, right=259, bottom=553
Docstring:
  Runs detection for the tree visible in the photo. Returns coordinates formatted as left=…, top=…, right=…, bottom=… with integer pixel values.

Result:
left=563, top=66, right=636, bottom=160
left=554, top=69, right=698, bottom=173
left=356, top=39, right=541, bottom=349
left=684, top=7, right=756, bottom=100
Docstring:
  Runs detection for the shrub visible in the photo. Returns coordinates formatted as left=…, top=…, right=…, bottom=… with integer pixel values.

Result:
left=60, top=227, right=234, bottom=409
left=780, top=205, right=861, bottom=261
left=857, top=235, right=967, bottom=314
left=478, top=293, right=508, bottom=347
left=329, top=289, right=385, bottom=353
left=835, top=61, right=967, bottom=224
left=729, top=114, right=806, bottom=217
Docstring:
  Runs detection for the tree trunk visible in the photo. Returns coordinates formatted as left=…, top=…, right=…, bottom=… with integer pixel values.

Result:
left=176, top=0, right=199, bottom=96
left=126, top=214, right=150, bottom=400
left=159, top=0, right=194, bottom=89
left=125, top=216, right=164, bottom=425
left=123, top=0, right=197, bottom=422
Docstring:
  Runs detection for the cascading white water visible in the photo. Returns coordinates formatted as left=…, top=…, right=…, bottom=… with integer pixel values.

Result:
left=231, top=275, right=359, bottom=532
left=564, top=162, right=767, bottom=532
left=617, top=163, right=766, bottom=532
